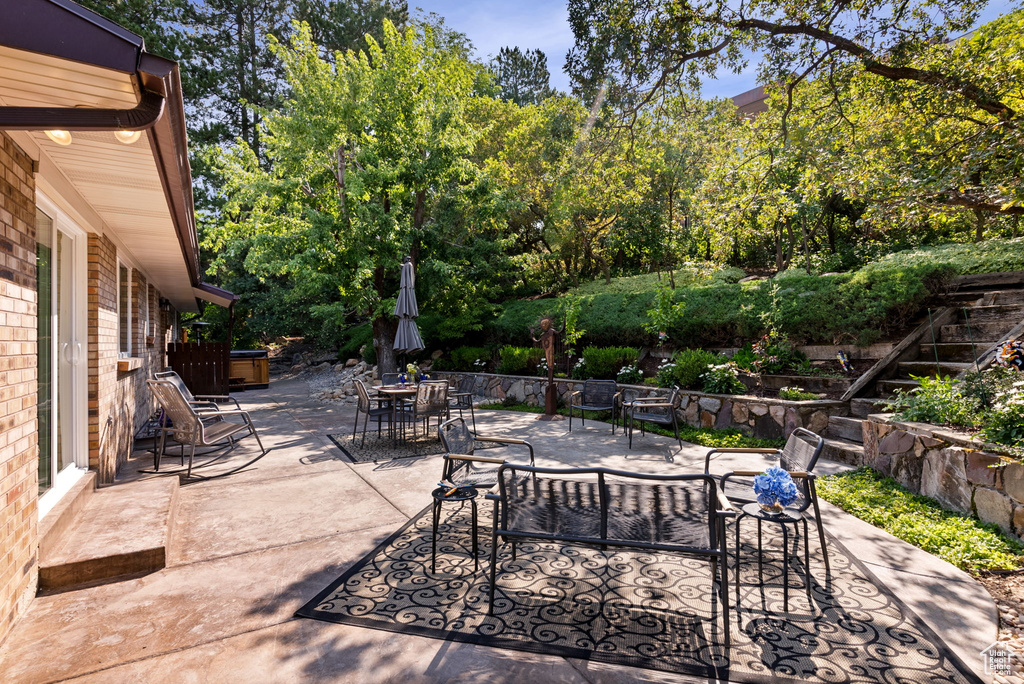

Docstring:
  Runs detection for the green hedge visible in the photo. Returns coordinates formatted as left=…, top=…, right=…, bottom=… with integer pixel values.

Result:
left=496, top=346, right=543, bottom=375
left=581, top=346, right=639, bottom=379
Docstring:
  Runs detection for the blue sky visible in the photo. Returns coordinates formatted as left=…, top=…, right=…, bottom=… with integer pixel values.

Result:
left=413, top=0, right=1020, bottom=99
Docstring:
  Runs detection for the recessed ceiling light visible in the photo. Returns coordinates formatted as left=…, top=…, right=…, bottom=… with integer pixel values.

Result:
left=44, top=130, right=73, bottom=146
left=114, top=130, right=142, bottom=145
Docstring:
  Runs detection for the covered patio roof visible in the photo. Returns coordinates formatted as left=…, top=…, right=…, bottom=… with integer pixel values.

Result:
left=0, top=0, right=226, bottom=312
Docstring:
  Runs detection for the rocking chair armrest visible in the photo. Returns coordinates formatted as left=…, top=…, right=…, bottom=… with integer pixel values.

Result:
left=445, top=453, right=506, bottom=465
left=727, top=470, right=765, bottom=477
left=787, top=471, right=810, bottom=479
left=474, top=435, right=526, bottom=445
left=189, top=401, right=220, bottom=409
left=195, top=394, right=232, bottom=401
left=568, top=390, right=581, bottom=399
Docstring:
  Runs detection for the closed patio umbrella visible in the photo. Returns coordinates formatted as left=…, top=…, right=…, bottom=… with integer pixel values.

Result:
left=393, top=256, right=425, bottom=355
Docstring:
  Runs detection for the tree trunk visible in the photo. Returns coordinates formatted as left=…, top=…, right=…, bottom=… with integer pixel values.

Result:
left=974, top=208, right=987, bottom=242
left=372, top=316, right=398, bottom=376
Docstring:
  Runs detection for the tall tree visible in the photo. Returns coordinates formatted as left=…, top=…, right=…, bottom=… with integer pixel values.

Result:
left=211, top=21, right=495, bottom=372
left=492, top=47, right=554, bottom=106
left=294, top=0, right=409, bottom=56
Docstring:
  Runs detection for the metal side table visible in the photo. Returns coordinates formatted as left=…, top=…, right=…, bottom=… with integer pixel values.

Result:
left=734, top=502, right=812, bottom=611
left=430, top=486, right=479, bottom=573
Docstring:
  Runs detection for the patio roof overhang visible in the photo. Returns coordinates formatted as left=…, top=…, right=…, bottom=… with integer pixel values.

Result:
left=0, top=0, right=233, bottom=312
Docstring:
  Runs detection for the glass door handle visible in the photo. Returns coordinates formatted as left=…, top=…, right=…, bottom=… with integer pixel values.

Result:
left=63, top=341, right=83, bottom=365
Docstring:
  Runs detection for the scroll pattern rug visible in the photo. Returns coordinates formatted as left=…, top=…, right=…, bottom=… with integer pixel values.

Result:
left=296, top=506, right=983, bottom=684
left=327, top=433, right=445, bottom=463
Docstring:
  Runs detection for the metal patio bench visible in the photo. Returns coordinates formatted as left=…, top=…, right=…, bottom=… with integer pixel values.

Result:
left=486, top=463, right=736, bottom=645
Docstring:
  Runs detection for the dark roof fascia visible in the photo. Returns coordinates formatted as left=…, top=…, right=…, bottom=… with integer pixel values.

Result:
left=0, top=0, right=202, bottom=287
left=0, top=0, right=143, bottom=73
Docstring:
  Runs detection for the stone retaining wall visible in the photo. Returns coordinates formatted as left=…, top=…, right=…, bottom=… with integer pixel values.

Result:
left=863, top=415, right=1021, bottom=540
left=435, top=372, right=847, bottom=440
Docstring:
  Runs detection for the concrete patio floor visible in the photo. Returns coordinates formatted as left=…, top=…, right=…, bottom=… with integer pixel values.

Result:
left=0, top=378, right=997, bottom=683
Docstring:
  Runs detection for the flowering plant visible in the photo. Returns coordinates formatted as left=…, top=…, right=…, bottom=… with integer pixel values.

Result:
left=537, top=360, right=550, bottom=377
left=570, top=357, right=587, bottom=380
left=406, top=363, right=419, bottom=376
left=753, top=466, right=799, bottom=508
left=617, top=364, right=643, bottom=384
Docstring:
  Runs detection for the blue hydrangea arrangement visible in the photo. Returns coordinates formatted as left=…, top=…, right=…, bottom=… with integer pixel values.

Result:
left=753, top=466, right=798, bottom=508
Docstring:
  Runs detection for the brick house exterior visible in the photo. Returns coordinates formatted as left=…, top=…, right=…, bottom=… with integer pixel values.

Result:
left=0, top=132, right=39, bottom=643
left=0, top=1, right=233, bottom=646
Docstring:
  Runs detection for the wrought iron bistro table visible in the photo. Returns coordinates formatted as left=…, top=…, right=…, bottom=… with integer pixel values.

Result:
left=374, top=385, right=417, bottom=443
left=734, top=502, right=812, bottom=611
left=430, top=485, right=479, bottom=573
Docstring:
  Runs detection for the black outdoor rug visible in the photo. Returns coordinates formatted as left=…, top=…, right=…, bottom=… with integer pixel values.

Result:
left=296, top=506, right=983, bottom=684
left=327, top=433, right=445, bottom=463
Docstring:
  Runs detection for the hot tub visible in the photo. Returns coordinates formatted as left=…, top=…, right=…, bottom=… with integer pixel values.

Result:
left=229, top=350, right=270, bottom=390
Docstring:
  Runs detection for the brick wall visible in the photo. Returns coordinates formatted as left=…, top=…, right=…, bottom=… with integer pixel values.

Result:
left=0, top=132, right=38, bottom=645
left=87, top=236, right=176, bottom=484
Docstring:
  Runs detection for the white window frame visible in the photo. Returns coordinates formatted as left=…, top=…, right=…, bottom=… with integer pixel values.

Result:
left=117, top=261, right=132, bottom=357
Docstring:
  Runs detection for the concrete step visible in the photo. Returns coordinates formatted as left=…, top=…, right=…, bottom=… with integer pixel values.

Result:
left=939, top=322, right=1010, bottom=343
left=876, top=378, right=921, bottom=398
left=959, top=303, right=1024, bottom=324
left=825, top=416, right=865, bottom=444
left=896, top=360, right=973, bottom=379
left=850, top=397, right=887, bottom=418
left=39, top=477, right=178, bottom=594
left=822, top=438, right=865, bottom=466
left=917, top=342, right=980, bottom=362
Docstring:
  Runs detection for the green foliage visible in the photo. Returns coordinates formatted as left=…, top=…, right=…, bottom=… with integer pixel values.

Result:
left=701, top=362, right=746, bottom=395
left=491, top=46, right=553, bottom=106
left=643, top=281, right=687, bottom=340
left=451, top=346, right=491, bottom=371
left=671, top=349, right=725, bottom=389
left=979, top=371, right=1024, bottom=449
left=818, top=468, right=1023, bottom=573
left=778, top=387, right=821, bottom=401
left=581, top=346, right=640, bottom=380
left=496, top=346, right=543, bottom=375
left=616, top=364, right=643, bottom=384
left=884, top=375, right=981, bottom=428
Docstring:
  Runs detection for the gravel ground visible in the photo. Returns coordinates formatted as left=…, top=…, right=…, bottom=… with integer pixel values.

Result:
left=978, top=572, right=1024, bottom=682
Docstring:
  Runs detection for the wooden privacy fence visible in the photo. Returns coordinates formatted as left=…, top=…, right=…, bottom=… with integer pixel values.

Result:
left=166, top=342, right=230, bottom=396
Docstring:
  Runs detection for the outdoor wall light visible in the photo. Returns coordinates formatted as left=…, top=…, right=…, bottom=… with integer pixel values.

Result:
left=114, top=130, right=142, bottom=145
left=44, top=130, right=73, bottom=146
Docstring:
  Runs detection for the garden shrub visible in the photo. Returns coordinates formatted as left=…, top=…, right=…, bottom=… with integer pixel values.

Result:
left=582, top=346, right=639, bottom=379
left=778, top=386, right=821, bottom=401
left=672, top=348, right=725, bottom=389
left=701, top=362, right=746, bottom=394
left=818, top=467, right=1022, bottom=572
left=884, top=375, right=980, bottom=428
left=496, top=346, right=542, bottom=375
left=616, top=364, right=643, bottom=384
left=655, top=359, right=677, bottom=388
left=451, top=346, right=490, bottom=371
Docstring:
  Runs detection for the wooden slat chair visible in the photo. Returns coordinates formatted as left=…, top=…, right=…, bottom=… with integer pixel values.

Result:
left=147, top=379, right=267, bottom=479
left=568, top=379, right=622, bottom=434
left=438, top=417, right=534, bottom=490
left=154, top=370, right=241, bottom=412
left=712, top=428, right=829, bottom=571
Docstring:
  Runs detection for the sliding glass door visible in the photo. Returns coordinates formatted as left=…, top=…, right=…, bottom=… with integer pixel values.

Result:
left=36, top=207, right=85, bottom=498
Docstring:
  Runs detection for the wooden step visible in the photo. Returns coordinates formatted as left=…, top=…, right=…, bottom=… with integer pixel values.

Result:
left=959, top=303, right=1024, bottom=324
left=917, top=342, right=980, bottom=362
left=983, top=290, right=1024, bottom=306
left=822, top=438, right=865, bottom=466
left=940, top=322, right=1012, bottom=343
left=877, top=378, right=921, bottom=398
left=954, top=271, right=1024, bottom=290
left=825, top=416, right=865, bottom=444
left=850, top=397, right=887, bottom=418
left=39, top=477, right=178, bottom=593
left=896, top=360, right=973, bottom=379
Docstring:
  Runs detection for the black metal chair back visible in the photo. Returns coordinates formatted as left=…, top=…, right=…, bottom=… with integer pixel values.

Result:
left=582, top=379, right=618, bottom=406
left=780, top=428, right=825, bottom=513
left=381, top=373, right=401, bottom=385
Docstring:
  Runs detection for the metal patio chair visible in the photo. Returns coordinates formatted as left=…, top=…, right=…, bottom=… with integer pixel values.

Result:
left=146, top=379, right=267, bottom=479
left=353, top=379, right=395, bottom=446
left=713, top=428, right=829, bottom=572
left=438, top=416, right=535, bottom=489
left=626, top=387, right=684, bottom=451
left=397, top=380, right=449, bottom=438
left=568, top=379, right=622, bottom=434
left=380, top=373, right=401, bottom=386
left=448, top=376, right=477, bottom=432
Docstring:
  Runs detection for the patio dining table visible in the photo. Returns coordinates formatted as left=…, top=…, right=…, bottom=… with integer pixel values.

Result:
left=374, top=385, right=418, bottom=443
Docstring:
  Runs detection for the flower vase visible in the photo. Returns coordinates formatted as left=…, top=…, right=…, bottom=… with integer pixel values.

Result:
left=399, top=374, right=406, bottom=386
left=759, top=500, right=785, bottom=515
